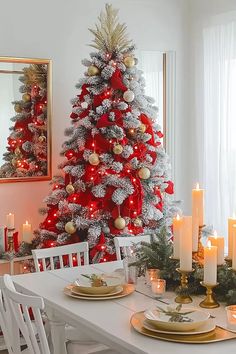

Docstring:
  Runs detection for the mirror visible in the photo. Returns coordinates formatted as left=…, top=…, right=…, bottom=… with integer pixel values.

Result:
left=0, top=57, right=51, bottom=182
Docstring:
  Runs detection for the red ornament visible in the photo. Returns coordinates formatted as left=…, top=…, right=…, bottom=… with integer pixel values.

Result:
left=110, top=69, right=127, bottom=91
left=165, top=180, right=174, bottom=194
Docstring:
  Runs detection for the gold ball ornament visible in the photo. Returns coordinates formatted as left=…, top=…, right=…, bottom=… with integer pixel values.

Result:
left=87, top=65, right=100, bottom=76
left=124, top=56, right=135, bottom=68
left=113, top=144, right=123, bottom=155
left=134, top=218, right=142, bottom=227
left=88, top=153, right=100, bottom=166
left=138, top=167, right=151, bottom=180
left=123, top=90, right=135, bottom=103
left=14, top=147, right=21, bottom=155
left=139, top=123, right=146, bottom=133
left=38, top=135, right=46, bottom=143
left=22, top=93, right=31, bottom=102
left=14, top=103, right=22, bottom=113
left=114, top=216, right=126, bottom=230
left=65, top=221, right=76, bottom=234
left=127, top=128, right=136, bottom=138
left=66, top=183, right=75, bottom=194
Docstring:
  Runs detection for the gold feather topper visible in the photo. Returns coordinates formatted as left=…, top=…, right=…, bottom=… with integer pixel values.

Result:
left=23, top=64, right=47, bottom=87
left=88, top=3, right=133, bottom=53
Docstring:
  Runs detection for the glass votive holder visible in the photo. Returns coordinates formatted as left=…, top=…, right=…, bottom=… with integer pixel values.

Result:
left=226, top=305, right=236, bottom=331
left=123, top=257, right=137, bottom=284
left=151, top=279, right=166, bottom=297
left=146, top=268, right=160, bottom=285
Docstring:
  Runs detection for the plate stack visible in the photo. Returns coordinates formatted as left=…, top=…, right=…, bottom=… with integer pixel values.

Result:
left=64, top=273, right=134, bottom=300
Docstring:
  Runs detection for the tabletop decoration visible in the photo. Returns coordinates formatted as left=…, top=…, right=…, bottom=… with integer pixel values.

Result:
left=151, top=279, right=166, bottom=297
left=175, top=268, right=194, bottom=304
left=199, top=281, right=220, bottom=308
left=226, top=305, right=236, bottom=331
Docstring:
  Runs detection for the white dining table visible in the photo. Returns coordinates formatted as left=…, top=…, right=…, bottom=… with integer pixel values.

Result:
left=12, top=260, right=236, bottom=354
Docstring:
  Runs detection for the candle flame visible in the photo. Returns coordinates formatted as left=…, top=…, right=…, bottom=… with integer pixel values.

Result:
left=25, top=220, right=28, bottom=225
left=207, top=240, right=212, bottom=248
left=213, top=230, right=217, bottom=239
left=196, top=183, right=200, bottom=190
left=176, top=214, right=180, bottom=220
left=233, top=212, right=236, bottom=219
left=233, top=314, right=236, bottom=319
left=233, top=224, right=236, bottom=229
left=9, top=213, right=12, bottom=215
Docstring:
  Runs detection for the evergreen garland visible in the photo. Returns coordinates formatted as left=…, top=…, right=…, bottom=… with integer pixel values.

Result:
left=132, top=228, right=236, bottom=305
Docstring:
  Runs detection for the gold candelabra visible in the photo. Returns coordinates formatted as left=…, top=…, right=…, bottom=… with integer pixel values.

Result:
left=175, top=268, right=194, bottom=304
left=199, top=281, right=220, bottom=308
left=7, top=228, right=15, bottom=252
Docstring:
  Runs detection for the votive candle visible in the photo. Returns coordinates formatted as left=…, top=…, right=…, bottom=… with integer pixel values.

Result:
left=151, top=279, right=166, bottom=296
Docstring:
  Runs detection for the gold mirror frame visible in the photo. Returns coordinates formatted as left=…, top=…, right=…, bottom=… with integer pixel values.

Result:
left=0, top=56, right=52, bottom=183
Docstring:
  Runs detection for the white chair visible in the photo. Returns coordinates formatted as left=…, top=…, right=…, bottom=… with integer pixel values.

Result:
left=32, top=242, right=89, bottom=272
left=0, top=275, right=117, bottom=354
left=114, top=235, right=151, bottom=260
left=32, top=243, right=116, bottom=354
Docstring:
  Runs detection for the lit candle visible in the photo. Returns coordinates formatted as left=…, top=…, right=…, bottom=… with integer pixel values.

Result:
left=22, top=221, right=32, bottom=243
left=232, top=225, right=236, bottom=271
left=208, top=231, right=224, bottom=265
left=192, top=183, right=204, bottom=252
left=228, top=213, right=236, bottom=259
left=172, top=214, right=183, bottom=259
left=151, top=279, right=166, bottom=296
left=204, top=241, right=217, bottom=285
left=226, top=305, right=236, bottom=330
left=180, top=216, right=192, bottom=271
left=6, top=213, right=14, bottom=229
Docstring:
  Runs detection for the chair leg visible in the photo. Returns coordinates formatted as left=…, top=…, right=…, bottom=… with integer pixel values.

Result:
left=46, top=308, right=67, bottom=354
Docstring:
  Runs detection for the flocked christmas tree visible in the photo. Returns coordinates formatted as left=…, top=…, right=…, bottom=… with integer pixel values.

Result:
left=0, top=64, right=48, bottom=178
left=34, top=4, right=176, bottom=262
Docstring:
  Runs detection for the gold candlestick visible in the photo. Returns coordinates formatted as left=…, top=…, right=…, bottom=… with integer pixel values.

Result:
left=192, top=225, right=205, bottom=265
left=175, top=268, right=194, bottom=304
left=7, top=228, right=15, bottom=252
left=199, top=281, right=219, bottom=308
left=225, top=257, right=232, bottom=268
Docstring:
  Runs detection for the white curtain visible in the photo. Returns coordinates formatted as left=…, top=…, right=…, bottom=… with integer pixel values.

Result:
left=138, top=51, right=163, bottom=129
left=203, top=21, right=236, bottom=238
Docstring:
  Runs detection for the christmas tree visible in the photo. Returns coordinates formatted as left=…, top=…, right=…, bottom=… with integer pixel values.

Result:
left=34, top=4, right=175, bottom=263
left=0, top=64, right=48, bottom=178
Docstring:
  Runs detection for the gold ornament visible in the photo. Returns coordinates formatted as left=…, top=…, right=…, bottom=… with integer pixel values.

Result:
left=123, top=90, right=135, bottom=103
left=38, top=135, right=46, bottom=143
left=22, top=93, right=31, bottom=102
left=11, top=158, right=17, bottom=167
left=113, top=143, right=123, bottom=155
left=65, top=221, right=76, bottom=234
left=14, top=103, right=22, bottom=113
left=87, top=65, right=100, bottom=76
left=14, top=147, right=21, bottom=155
left=139, top=123, right=146, bottom=133
left=127, top=128, right=136, bottom=137
left=89, top=153, right=100, bottom=166
left=114, top=216, right=126, bottom=230
left=124, top=56, right=135, bottom=68
left=138, top=167, right=151, bottom=180
left=66, top=183, right=75, bottom=194
left=134, top=218, right=142, bottom=227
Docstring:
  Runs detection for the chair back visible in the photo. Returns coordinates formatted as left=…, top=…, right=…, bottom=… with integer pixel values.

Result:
left=114, top=235, right=151, bottom=260
left=32, top=242, right=89, bottom=272
left=2, top=274, right=50, bottom=354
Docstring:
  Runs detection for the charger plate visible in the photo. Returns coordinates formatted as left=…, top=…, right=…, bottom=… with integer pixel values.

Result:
left=71, top=285, right=123, bottom=297
left=64, top=283, right=134, bottom=300
left=131, top=312, right=236, bottom=344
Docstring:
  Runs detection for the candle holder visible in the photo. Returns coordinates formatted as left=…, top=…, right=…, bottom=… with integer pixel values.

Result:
left=175, top=268, right=194, bottom=304
left=225, top=257, right=232, bottom=268
left=192, top=225, right=205, bottom=265
left=7, top=228, right=15, bottom=253
left=199, top=281, right=220, bottom=308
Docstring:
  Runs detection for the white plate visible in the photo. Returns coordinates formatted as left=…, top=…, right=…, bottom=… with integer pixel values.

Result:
left=74, top=274, right=122, bottom=295
left=143, top=318, right=216, bottom=335
left=71, top=285, right=123, bottom=297
left=144, top=307, right=210, bottom=331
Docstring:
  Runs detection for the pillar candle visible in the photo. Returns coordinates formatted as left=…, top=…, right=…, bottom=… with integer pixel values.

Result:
left=232, top=226, right=236, bottom=271
left=192, top=183, right=204, bottom=252
left=228, top=214, right=236, bottom=259
left=6, top=213, right=14, bottom=229
left=208, top=231, right=224, bottom=265
left=180, top=216, right=192, bottom=271
left=172, top=214, right=183, bottom=259
left=22, top=221, right=32, bottom=243
left=204, top=241, right=217, bottom=285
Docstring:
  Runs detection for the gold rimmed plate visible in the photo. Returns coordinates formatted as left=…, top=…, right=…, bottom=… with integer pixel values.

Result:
left=143, top=318, right=216, bottom=335
left=71, top=285, right=123, bottom=297
left=131, top=312, right=236, bottom=343
left=64, top=283, right=135, bottom=300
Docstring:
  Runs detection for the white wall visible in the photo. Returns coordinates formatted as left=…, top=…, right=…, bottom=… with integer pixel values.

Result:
left=188, top=0, right=236, bottom=221
left=0, top=0, right=189, bottom=236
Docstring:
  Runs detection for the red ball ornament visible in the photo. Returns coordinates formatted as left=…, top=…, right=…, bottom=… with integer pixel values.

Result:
left=65, top=149, right=76, bottom=159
